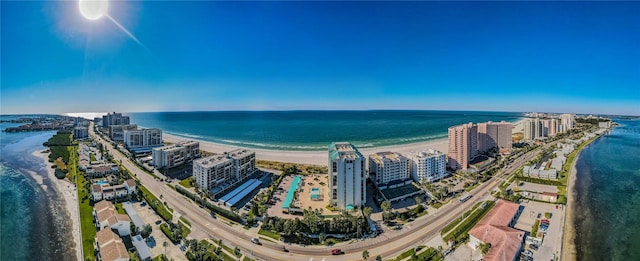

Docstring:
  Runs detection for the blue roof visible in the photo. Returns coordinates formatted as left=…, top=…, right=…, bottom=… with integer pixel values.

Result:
left=221, top=179, right=261, bottom=207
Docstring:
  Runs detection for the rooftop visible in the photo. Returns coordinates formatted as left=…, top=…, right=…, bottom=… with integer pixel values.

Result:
left=369, top=151, right=407, bottom=164
left=469, top=200, right=524, bottom=261
left=329, top=142, right=363, bottom=160
left=193, top=154, right=233, bottom=168
left=413, top=149, right=445, bottom=158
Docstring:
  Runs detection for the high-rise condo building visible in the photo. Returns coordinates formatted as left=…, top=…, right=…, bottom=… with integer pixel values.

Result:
left=412, top=149, right=447, bottom=183
left=73, top=126, right=89, bottom=139
left=368, top=152, right=411, bottom=188
left=193, top=155, right=234, bottom=191
left=193, top=149, right=256, bottom=190
left=228, top=149, right=257, bottom=181
left=477, top=121, right=512, bottom=152
left=560, top=113, right=576, bottom=133
left=448, top=123, right=478, bottom=170
left=102, top=112, right=130, bottom=128
left=109, top=124, right=138, bottom=141
left=152, top=140, right=200, bottom=169
left=329, top=142, right=366, bottom=210
left=123, top=128, right=163, bottom=148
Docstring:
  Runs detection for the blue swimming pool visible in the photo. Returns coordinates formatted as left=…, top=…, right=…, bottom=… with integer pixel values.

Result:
left=95, top=180, right=108, bottom=185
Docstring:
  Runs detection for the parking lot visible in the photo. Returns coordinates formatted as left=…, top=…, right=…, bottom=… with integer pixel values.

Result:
left=515, top=182, right=558, bottom=194
left=132, top=202, right=185, bottom=260
left=514, top=200, right=564, bottom=261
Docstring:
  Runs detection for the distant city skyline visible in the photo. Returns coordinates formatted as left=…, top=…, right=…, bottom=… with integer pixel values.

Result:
left=1, top=1, right=639, bottom=116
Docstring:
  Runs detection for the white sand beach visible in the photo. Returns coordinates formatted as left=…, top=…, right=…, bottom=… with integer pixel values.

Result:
left=164, top=119, right=525, bottom=166
left=33, top=150, right=82, bottom=261
left=163, top=133, right=449, bottom=166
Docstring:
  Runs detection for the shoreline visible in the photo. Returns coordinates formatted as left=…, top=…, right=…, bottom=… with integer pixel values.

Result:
left=562, top=153, right=579, bottom=261
left=163, top=133, right=450, bottom=165
left=164, top=118, right=525, bottom=166
left=32, top=150, right=82, bottom=261
left=561, top=129, right=607, bottom=261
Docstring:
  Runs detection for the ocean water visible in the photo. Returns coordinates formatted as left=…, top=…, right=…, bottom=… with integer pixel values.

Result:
left=129, top=110, right=523, bottom=150
left=574, top=119, right=640, bottom=260
left=0, top=121, right=76, bottom=261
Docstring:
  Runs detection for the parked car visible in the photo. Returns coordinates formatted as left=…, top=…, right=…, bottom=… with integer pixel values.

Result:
left=251, top=238, right=261, bottom=245
left=331, top=249, right=343, bottom=255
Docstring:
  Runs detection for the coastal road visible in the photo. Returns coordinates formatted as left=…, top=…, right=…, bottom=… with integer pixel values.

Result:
left=89, top=122, right=550, bottom=260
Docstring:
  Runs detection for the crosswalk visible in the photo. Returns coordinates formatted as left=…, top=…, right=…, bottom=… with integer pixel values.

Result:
left=308, top=258, right=326, bottom=261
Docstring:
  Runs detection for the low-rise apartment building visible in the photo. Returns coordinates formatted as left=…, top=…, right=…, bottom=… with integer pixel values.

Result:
left=95, top=229, right=129, bottom=261
left=94, top=200, right=131, bottom=236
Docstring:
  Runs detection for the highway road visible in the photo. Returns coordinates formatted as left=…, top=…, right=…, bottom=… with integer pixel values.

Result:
left=89, top=122, right=552, bottom=261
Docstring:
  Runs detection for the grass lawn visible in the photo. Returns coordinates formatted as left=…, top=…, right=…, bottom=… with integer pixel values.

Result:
left=179, top=216, right=191, bottom=227
left=178, top=177, right=194, bottom=188
left=258, top=236, right=276, bottom=243
left=77, top=173, right=96, bottom=260
left=115, top=202, right=126, bottom=214
left=179, top=222, right=191, bottom=238
left=258, top=229, right=281, bottom=241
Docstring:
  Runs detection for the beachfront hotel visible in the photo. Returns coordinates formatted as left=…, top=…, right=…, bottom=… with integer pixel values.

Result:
left=193, top=149, right=256, bottom=191
left=329, top=142, right=366, bottom=210
left=123, top=128, right=163, bottom=149
left=412, top=149, right=447, bottom=183
left=368, top=151, right=411, bottom=189
left=101, top=112, right=130, bottom=128
left=448, top=123, right=478, bottom=170
left=152, top=140, right=200, bottom=169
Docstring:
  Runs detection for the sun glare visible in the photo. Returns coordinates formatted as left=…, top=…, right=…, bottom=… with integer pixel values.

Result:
left=79, top=0, right=108, bottom=20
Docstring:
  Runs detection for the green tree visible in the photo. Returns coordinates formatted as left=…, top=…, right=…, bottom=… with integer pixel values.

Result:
left=141, top=224, right=153, bottom=238
left=234, top=246, right=241, bottom=257
left=163, top=241, right=168, bottom=257
left=480, top=243, right=491, bottom=255
left=381, top=201, right=391, bottom=213
left=414, top=196, right=422, bottom=206
left=319, top=233, right=326, bottom=244
left=376, top=255, right=382, bottom=261
left=363, top=250, right=370, bottom=261
left=363, top=206, right=373, bottom=219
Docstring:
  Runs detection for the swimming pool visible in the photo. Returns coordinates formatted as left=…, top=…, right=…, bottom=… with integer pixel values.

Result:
left=95, top=180, right=108, bottom=185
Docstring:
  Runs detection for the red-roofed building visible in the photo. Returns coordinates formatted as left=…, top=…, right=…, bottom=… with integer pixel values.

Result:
left=468, top=200, right=524, bottom=261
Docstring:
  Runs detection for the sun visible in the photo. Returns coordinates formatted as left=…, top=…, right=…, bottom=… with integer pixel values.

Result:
left=79, top=0, right=109, bottom=20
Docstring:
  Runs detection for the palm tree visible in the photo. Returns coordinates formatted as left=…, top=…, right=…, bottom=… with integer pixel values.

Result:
left=414, top=196, right=422, bottom=206
left=381, top=201, right=391, bottom=213
left=163, top=241, right=168, bottom=257
left=362, top=250, right=370, bottom=261
left=363, top=207, right=373, bottom=220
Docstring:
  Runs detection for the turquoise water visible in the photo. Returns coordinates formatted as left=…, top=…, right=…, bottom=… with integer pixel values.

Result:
left=0, top=120, right=76, bottom=261
left=129, top=110, right=523, bottom=150
left=574, top=119, right=640, bottom=260
left=96, top=180, right=108, bottom=185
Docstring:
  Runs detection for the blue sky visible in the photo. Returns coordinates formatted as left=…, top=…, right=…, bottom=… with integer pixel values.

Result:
left=2, top=1, right=639, bottom=115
